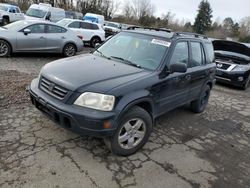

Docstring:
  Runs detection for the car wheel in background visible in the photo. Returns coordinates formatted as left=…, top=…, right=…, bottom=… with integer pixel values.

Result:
left=191, top=85, right=211, bottom=113
left=63, top=43, right=76, bottom=57
left=90, top=37, right=101, bottom=48
left=2, top=18, right=9, bottom=25
left=104, top=106, right=152, bottom=156
left=242, top=76, right=250, bottom=90
left=0, top=40, right=11, bottom=57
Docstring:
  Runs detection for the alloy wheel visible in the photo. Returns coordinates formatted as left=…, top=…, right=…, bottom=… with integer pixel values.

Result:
left=118, top=118, right=146, bottom=149
left=0, top=42, right=8, bottom=57
left=64, top=45, right=75, bottom=57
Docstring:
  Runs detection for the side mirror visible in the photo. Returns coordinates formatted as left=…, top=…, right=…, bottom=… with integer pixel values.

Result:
left=170, top=63, right=187, bottom=73
left=94, top=43, right=101, bottom=49
left=23, top=29, right=31, bottom=35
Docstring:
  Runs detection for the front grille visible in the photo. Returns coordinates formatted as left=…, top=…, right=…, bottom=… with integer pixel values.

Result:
left=40, top=77, right=68, bottom=99
left=216, top=62, right=231, bottom=70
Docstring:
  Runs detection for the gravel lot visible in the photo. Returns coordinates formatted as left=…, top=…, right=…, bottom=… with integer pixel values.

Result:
left=0, top=50, right=250, bottom=188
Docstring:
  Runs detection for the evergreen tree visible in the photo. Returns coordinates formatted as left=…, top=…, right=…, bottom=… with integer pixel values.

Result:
left=193, top=0, right=213, bottom=34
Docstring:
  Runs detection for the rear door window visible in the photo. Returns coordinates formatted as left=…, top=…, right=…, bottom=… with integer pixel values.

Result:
left=68, top=21, right=80, bottom=28
left=205, top=43, right=215, bottom=63
left=15, top=7, right=20, bottom=13
left=47, top=25, right=67, bottom=33
left=81, top=22, right=93, bottom=29
left=190, top=42, right=203, bottom=67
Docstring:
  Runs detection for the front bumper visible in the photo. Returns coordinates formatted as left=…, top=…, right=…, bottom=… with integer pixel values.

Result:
left=29, top=78, right=117, bottom=138
left=215, top=69, right=250, bottom=87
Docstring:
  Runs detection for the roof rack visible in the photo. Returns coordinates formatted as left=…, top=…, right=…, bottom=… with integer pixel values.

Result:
left=173, top=32, right=208, bottom=39
left=127, top=26, right=171, bottom=33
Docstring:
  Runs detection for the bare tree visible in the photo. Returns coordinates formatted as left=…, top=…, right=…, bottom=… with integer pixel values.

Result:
left=240, top=17, right=250, bottom=36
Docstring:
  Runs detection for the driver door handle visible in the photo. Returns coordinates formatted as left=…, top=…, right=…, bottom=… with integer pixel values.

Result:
left=40, top=36, right=46, bottom=39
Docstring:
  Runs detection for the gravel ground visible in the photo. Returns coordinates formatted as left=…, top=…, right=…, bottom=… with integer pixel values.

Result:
left=0, top=52, right=250, bottom=188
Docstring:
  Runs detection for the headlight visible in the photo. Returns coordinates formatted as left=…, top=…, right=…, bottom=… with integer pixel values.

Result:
left=38, top=67, right=44, bottom=79
left=232, top=65, right=250, bottom=72
left=74, top=92, right=115, bottom=111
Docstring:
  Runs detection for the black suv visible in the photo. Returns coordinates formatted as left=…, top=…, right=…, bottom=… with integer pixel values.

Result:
left=213, top=40, right=250, bottom=90
left=29, top=28, right=216, bottom=156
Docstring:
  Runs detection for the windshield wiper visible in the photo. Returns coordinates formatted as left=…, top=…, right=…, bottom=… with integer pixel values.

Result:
left=95, top=49, right=111, bottom=60
left=110, top=56, right=141, bottom=68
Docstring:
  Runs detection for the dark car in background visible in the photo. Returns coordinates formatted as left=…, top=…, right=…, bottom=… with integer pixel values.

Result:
left=104, top=21, right=121, bottom=37
left=213, top=40, right=250, bottom=90
left=29, top=28, right=216, bottom=156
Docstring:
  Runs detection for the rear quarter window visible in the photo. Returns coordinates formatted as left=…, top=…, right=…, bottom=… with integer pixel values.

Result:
left=205, top=42, right=215, bottom=64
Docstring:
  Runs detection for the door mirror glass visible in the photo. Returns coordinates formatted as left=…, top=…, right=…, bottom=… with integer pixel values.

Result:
left=170, top=63, right=187, bottom=73
left=23, top=29, right=31, bottom=35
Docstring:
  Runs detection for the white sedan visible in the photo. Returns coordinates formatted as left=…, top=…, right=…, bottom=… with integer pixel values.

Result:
left=57, top=19, right=105, bottom=47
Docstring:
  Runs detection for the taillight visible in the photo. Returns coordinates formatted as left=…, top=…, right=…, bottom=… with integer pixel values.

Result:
left=77, top=35, right=83, bottom=40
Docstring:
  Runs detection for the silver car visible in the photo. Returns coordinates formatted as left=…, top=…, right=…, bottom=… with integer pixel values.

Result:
left=0, top=20, right=83, bottom=57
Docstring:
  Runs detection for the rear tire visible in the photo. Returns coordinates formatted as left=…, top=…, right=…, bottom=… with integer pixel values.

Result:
left=0, top=40, right=11, bottom=57
left=104, top=106, right=152, bottom=156
left=63, top=43, right=76, bottom=57
left=242, top=76, right=250, bottom=90
left=90, top=37, right=101, bottom=48
left=191, top=85, right=211, bottom=113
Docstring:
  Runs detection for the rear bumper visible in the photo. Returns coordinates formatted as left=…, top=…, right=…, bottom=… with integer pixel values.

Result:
left=29, top=78, right=117, bottom=138
left=215, top=69, right=250, bottom=87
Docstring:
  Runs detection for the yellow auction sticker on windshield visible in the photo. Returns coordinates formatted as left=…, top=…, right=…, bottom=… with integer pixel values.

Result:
left=151, top=39, right=171, bottom=47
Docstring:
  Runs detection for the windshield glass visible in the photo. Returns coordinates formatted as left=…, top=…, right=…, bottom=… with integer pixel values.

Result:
left=3, top=21, right=29, bottom=31
left=106, top=22, right=119, bottom=28
left=26, top=8, right=47, bottom=18
left=94, top=32, right=169, bottom=70
left=84, top=16, right=98, bottom=23
left=57, top=19, right=72, bottom=26
left=0, top=5, right=8, bottom=11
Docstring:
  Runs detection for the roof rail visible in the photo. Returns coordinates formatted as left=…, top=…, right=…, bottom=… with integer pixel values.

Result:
left=127, top=26, right=171, bottom=33
left=173, top=32, right=208, bottom=39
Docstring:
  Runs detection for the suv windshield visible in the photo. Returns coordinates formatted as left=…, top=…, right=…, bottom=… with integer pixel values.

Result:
left=95, top=32, right=169, bottom=70
left=26, top=8, right=47, bottom=18
left=0, top=5, right=8, bottom=11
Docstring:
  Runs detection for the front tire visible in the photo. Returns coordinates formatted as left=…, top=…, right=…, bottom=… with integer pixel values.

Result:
left=0, top=40, right=11, bottom=57
left=2, top=18, right=9, bottom=25
left=242, top=76, right=250, bottom=90
left=191, top=85, right=211, bottom=113
left=63, top=43, right=76, bottom=57
left=105, top=106, right=152, bottom=156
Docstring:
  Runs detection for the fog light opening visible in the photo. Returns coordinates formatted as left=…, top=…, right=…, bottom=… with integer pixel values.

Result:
left=238, top=77, right=244, bottom=82
left=63, top=117, right=71, bottom=128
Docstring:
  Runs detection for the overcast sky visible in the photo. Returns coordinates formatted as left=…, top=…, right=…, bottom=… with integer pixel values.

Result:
left=121, top=0, right=249, bottom=24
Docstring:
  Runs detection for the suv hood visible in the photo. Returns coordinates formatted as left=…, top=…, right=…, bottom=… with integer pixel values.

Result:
left=213, top=40, right=250, bottom=65
left=42, top=54, right=150, bottom=93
